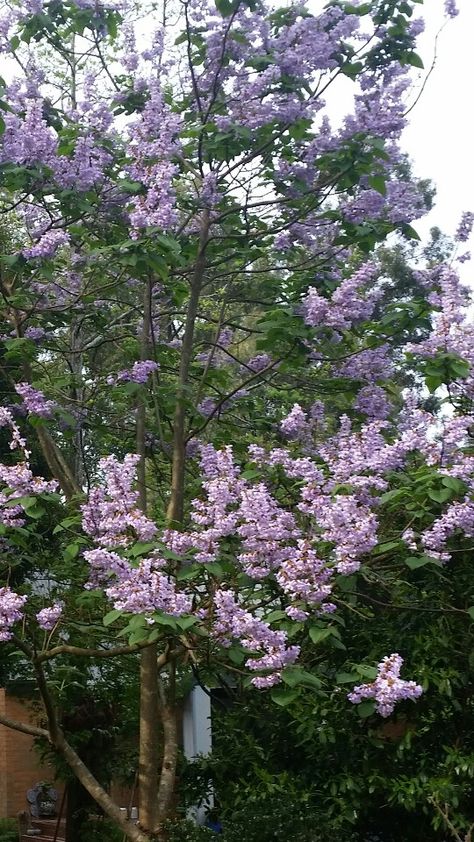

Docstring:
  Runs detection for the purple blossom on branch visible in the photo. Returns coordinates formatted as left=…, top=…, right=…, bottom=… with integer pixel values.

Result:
left=108, top=360, right=159, bottom=385
left=36, top=602, right=64, bottom=630
left=0, top=587, right=27, bottom=641
left=81, top=454, right=157, bottom=548
left=444, top=0, right=459, bottom=17
left=455, top=211, right=474, bottom=242
left=213, top=589, right=300, bottom=688
left=15, top=383, right=56, bottom=418
left=348, top=653, right=423, bottom=717
left=22, top=230, right=70, bottom=259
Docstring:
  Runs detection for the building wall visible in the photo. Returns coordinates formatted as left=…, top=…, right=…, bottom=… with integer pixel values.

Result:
left=0, top=688, right=64, bottom=818
left=0, top=690, right=7, bottom=817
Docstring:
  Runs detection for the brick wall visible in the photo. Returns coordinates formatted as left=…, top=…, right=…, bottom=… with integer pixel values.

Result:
left=0, top=688, right=64, bottom=818
left=0, top=689, right=7, bottom=817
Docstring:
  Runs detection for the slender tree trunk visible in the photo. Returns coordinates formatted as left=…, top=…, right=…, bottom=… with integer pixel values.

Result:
left=138, top=645, right=161, bottom=835
left=167, top=211, right=210, bottom=523
left=156, top=665, right=178, bottom=825
left=136, top=278, right=162, bottom=835
left=69, top=317, right=85, bottom=488
left=140, top=208, right=210, bottom=830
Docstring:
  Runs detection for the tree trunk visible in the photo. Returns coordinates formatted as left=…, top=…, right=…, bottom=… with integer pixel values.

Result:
left=138, top=645, right=161, bottom=835
left=136, top=278, right=162, bottom=836
left=156, top=667, right=178, bottom=826
left=167, top=211, right=210, bottom=523
left=69, top=317, right=85, bottom=488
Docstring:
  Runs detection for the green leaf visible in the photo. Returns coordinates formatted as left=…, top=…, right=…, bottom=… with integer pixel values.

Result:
left=309, top=627, right=332, bottom=644
left=336, top=672, right=359, bottom=684
left=227, top=647, right=246, bottom=665
left=241, top=469, right=261, bottom=480
left=265, top=610, right=287, bottom=623
left=357, top=700, right=376, bottom=718
left=405, top=555, right=441, bottom=570
left=176, top=615, right=197, bottom=631
left=442, top=476, right=466, bottom=493
left=467, top=606, right=474, bottom=620
left=341, top=61, right=364, bottom=79
left=105, top=12, right=118, bottom=39
left=63, top=543, right=80, bottom=562
left=129, top=542, right=157, bottom=558
left=25, top=505, right=46, bottom=520
left=151, top=613, right=178, bottom=630
left=271, top=686, right=299, bottom=707
left=215, top=0, right=238, bottom=15
left=428, top=488, right=452, bottom=504
left=176, top=565, right=201, bottom=581
left=129, top=628, right=150, bottom=645
left=373, top=540, right=402, bottom=554
left=401, top=223, right=421, bottom=241
left=205, top=561, right=224, bottom=577
left=356, top=664, right=378, bottom=681
left=103, top=608, right=123, bottom=627
left=368, top=174, right=386, bottom=196
left=404, top=51, right=424, bottom=69
left=281, top=667, right=322, bottom=689
left=379, top=489, right=407, bottom=504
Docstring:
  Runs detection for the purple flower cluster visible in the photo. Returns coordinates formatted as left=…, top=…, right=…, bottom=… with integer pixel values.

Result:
left=280, top=403, right=310, bottom=440
left=354, top=385, right=392, bottom=420
left=36, top=602, right=64, bottom=630
left=1, top=98, right=56, bottom=169
left=455, top=211, right=474, bottom=242
left=81, top=454, right=157, bottom=548
left=247, top=353, right=272, bottom=373
left=338, top=345, right=393, bottom=384
left=108, top=359, right=159, bottom=385
left=0, top=587, right=27, bottom=641
left=104, top=556, right=192, bottom=617
left=0, top=409, right=57, bottom=528
left=127, top=82, right=182, bottom=234
left=213, top=589, right=300, bottom=688
left=421, top=499, right=474, bottom=561
left=302, top=263, right=380, bottom=333
left=237, top=484, right=300, bottom=578
left=15, top=383, right=56, bottom=418
left=22, top=230, right=70, bottom=260
left=406, top=267, right=474, bottom=398
left=348, top=653, right=423, bottom=717
left=444, top=0, right=459, bottom=17
left=24, top=326, right=46, bottom=342
left=276, top=540, right=335, bottom=617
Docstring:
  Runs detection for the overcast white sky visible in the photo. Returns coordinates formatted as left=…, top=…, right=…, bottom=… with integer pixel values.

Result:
left=402, top=0, right=474, bottom=247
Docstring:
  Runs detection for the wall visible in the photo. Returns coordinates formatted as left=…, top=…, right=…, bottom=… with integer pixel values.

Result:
left=0, top=688, right=63, bottom=818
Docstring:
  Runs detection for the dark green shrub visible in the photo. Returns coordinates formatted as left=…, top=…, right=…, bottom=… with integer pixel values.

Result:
left=0, top=818, right=17, bottom=842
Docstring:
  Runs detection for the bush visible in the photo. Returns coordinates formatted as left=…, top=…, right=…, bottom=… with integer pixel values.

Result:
left=0, top=818, right=17, bottom=842
left=164, top=819, right=216, bottom=842
left=222, top=799, right=327, bottom=842
left=76, top=816, right=124, bottom=842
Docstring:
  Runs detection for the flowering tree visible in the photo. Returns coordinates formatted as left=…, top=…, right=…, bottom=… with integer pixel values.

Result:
left=0, top=0, right=470, bottom=839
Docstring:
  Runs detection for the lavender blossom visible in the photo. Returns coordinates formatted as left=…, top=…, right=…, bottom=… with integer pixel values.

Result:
left=348, top=653, right=423, bottom=717
left=36, top=602, right=64, bottom=630
left=15, top=383, right=56, bottom=418
left=0, top=587, right=27, bottom=641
